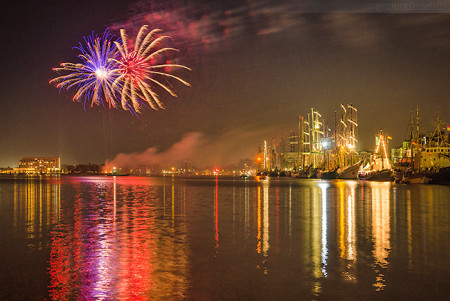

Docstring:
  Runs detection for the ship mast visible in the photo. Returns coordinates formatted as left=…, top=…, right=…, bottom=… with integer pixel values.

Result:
left=298, top=115, right=303, bottom=168
left=374, top=130, right=391, bottom=170
left=416, top=106, right=421, bottom=147
left=338, top=104, right=347, bottom=167
left=410, top=111, right=415, bottom=169
left=432, top=113, right=445, bottom=147
left=303, top=113, right=310, bottom=168
left=347, top=104, right=358, bottom=164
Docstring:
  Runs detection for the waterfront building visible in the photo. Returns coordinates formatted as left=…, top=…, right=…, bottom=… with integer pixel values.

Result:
left=17, top=157, right=61, bottom=174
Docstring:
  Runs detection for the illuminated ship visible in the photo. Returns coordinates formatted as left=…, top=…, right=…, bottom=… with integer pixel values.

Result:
left=393, top=108, right=430, bottom=183
left=421, top=114, right=450, bottom=184
left=359, top=130, right=393, bottom=181
left=289, top=108, right=325, bottom=178
left=321, top=104, right=362, bottom=179
left=338, top=161, right=363, bottom=179
left=392, top=109, right=449, bottom=184
left=278, top=104, right=363, bottom=179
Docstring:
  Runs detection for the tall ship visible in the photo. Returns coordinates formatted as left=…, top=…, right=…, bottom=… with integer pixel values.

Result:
left=359, top=130, right=393, bottom=181
left=287, top=103, right=363, bottom=179
left=335, top=104, right=362, bottom=179
left=265, top=103, right=365, bottom=179
left=320, top=104, right=362, bottom=179
left=286, top=108, right=326, bottom=178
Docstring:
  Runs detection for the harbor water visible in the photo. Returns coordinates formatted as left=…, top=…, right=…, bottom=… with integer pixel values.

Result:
left=0, top=176, right=449, bottom=300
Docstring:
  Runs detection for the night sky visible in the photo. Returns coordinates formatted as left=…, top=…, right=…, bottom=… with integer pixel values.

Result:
left=1, top=0, right=449, bottom=168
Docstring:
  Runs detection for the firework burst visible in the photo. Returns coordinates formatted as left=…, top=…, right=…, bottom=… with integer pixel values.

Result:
left=50, top=31, right=121, bottom=108
left=111, top=25, right=191, bottom=113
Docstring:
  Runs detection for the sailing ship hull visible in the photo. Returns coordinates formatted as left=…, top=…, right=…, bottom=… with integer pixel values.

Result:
left=320, top=169, right=338, bottom=179
left=308, top=169, right=319, bottom=179
left=363, top=170, right=393, bottom=182
left=338, top=162, right=362, bottom=179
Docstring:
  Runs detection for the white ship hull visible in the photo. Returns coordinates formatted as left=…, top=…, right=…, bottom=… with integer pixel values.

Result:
left=338, top=162, right=362, bottom=179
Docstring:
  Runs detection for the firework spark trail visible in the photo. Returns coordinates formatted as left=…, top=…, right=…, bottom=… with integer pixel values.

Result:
left=111, top=25, right=191, bottom=113
left=50, top=26, right=190, bottom=114
left=50, top=31, right=122, bottom=109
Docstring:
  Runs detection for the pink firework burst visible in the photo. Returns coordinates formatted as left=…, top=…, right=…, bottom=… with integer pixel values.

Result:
left=111, top=25, right=191, bottom=113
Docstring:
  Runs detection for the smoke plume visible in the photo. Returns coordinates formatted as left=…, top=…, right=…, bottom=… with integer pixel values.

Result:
left=104, top=125, right=286, bottom=171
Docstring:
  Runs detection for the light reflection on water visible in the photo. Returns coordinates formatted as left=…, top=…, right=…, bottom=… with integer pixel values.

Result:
left=0, top=176, right=449, bottom=300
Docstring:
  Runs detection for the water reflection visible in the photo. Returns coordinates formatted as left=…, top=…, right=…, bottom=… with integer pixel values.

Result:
left=12, top=177, right=60, bottom=247
left=2, top=176, right=449, bottom=300
left=370, top=182, right=391, bottom=291
left=262, top=181, right=269, bottom=258
left=48, top=177, right=188, bottom=300
left=311, top=183, right=324, bottom=295
left=215, top=176, right=219, bottom=250
left=318, top=183, right=328, bottom=277
left=407, top=189, right=412, bottom=269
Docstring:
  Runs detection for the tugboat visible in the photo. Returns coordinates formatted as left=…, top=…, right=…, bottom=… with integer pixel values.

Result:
left=421, top=115, right=450, bottom=184
left=392, top=110, right=449, bottom=184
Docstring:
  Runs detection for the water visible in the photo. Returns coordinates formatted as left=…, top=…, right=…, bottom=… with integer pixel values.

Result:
left=0, top=176, right=449, bottom=300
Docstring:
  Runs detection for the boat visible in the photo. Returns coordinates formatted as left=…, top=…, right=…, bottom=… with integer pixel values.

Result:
left=306, top=168, right=319, bottom=178
left=338, top=161, right=362, bottom=179
left=359, top=130, right=393, bottom=181
left=401, top=168, right=430, bottom=184
left=255, top=172, right=267, bottom=181
left=428, top=166, right=450, bottom=185
left=363, top=169, right=393, bottom=181
left=320, top=168, right=338, bottom=179
left=106, top=173, right=130, bottom=176
left=290, top=169, right=309, bottom=178
left=322, top=103, right=360, bottom=180
left=392, top=111, right=449, bottom=184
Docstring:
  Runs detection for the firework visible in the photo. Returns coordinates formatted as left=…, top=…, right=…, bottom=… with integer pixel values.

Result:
left=50, top=31, right=121, bottom=108
left=111, top=25, right=191, bottom=113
